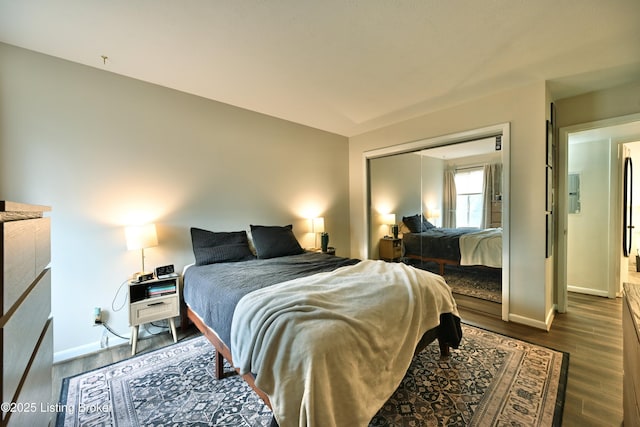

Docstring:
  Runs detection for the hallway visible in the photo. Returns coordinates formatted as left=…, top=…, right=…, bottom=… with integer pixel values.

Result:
left=628, top=258, right=640, bottom=285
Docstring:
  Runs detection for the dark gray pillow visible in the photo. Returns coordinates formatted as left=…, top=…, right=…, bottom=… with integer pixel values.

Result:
left=403, top=214, right=435, bottom=232
left=423, top=217, right=436, bottom=230
left=402, top=214, right=423, bottom=233
left=250, top=224, right=304, bottom=259
left=190, top=228, right=255, bottom=265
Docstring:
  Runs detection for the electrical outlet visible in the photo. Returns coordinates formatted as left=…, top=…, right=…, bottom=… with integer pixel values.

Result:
left=93, top=307, right=102, bottom=325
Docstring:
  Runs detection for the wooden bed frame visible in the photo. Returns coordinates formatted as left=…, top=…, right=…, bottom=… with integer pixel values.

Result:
left=187, top=304, right=452, bottom=412
left=405, top=254, right=460, bottom=276
left=402, top=229, right=503, bottom=276
left=187, top=306, right=273, bottom=408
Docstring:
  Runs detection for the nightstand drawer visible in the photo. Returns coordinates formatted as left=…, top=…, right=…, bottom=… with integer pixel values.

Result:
left=129, top=294, right=179, bottom=326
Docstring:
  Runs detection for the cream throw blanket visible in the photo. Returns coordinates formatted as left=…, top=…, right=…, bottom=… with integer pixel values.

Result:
left=459, top=227, right=502, bottom=268
left=230, top=260, right=459, bottom=427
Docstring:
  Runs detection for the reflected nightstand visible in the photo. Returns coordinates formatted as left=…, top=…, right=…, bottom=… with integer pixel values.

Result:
left=379, top=237, right=402, bottom=261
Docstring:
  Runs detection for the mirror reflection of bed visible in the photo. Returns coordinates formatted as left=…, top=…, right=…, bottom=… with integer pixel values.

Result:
left=368, top=137, right=504, bottom=316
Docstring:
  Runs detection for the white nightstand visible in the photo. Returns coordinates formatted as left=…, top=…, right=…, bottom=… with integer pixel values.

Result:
left=128, top=276, right=179, bottom=355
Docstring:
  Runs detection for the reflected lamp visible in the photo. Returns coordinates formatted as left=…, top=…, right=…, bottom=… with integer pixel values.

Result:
left=382, top=213, right=397, bottom=238
left=312, top=217, right=325, bottom=248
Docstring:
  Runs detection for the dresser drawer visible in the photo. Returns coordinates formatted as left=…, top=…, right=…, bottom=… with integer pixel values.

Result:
left=2, top=269, right=51, bottom=405
left=6, top=319, right=53, bottom=427
left=1, top=217, right=50, bottom=315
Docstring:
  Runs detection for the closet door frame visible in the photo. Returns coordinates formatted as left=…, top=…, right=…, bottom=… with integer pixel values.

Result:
left=363, top=122, right=510, bottom=321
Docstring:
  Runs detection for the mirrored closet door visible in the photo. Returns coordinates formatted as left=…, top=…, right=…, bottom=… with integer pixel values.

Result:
left=367, top=130, right=508, bottom=317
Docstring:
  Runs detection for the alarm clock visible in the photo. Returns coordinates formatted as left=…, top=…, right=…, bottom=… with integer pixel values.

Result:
left=155, top=264, right=176, bottom=279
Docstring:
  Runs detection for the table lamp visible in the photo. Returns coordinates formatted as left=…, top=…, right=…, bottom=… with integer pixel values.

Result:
left=125, top=223, right=158, bottom=281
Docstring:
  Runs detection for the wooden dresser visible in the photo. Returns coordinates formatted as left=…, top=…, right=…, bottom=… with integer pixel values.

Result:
left=0, top=201, right=53, bottom=426
left=624, top=282, right=640, bottom=427
left=490, top=201, right=502, bottom=228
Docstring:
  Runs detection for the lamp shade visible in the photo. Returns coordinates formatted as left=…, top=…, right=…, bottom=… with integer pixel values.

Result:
left=381, top=213, right=396, bottom=225
left=125, top=224, right=158, bottom=251
left=312, top=217, right=325, bottom=233
left=427, top=208, right=441, bottom=219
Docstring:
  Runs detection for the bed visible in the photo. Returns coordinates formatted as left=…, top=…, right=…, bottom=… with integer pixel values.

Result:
left=183, top=225, right=462, bottom=426
left=401, top=214, right=502, bottom=275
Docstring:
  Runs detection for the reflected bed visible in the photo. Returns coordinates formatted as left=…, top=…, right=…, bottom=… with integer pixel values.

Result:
left=402, top=219, right=502, bottom=275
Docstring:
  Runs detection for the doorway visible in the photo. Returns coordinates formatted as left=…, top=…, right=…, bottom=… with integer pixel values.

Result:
left=559, top=114, right=640, bottom=310
left=622, top=141, right=640, bottom=285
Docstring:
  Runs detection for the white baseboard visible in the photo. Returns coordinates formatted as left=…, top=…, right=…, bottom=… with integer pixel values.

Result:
left=53, top=336, right=129, bottom=364
left=567, top=285, right=609, bottom=297
left=53, top=321, right=180, bottom=363
left=508, top=313, right=550, bottom=330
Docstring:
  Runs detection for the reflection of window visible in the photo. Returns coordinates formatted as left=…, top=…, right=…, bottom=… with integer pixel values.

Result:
left=455, top=168, right=484, bottom=227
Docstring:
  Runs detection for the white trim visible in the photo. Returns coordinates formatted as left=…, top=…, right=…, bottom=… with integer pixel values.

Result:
left=53, top=336, right=129, bottom=363
left=362, top=153, right=370, bottom=259
left=545, top=305, right=556, bottom=331
left=557, top=128, right=568, bottom=313
left=363, top=123, right=511, bottom=322
left=567, top=285, right=610, bottom=297
left=501, top=124, right=511, bottom=322
left=364, top=123, right=508, bottom=159
left=508, top=313, right=551, bottom=331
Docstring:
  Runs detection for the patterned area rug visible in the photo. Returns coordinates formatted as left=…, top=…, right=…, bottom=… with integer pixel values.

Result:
left=444, top=266, right=502, bottom=303
left=57, top=325, right=568, bottom=426
left=408, top=260, right=502, bottom=303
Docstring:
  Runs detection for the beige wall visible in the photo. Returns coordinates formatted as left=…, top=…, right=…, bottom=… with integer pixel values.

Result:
left=349, top=82, right=551, bottom=328
left=567, top=139, right=612, bottom=294
left=369, top=152, right=422, bottom=257
left=0, top=43, right=350, bottom=359
left=555, top=81, right=640, bottom=129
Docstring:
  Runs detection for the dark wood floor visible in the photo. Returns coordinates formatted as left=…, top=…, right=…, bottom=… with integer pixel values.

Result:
left=53, top=292, right=623, bottom=426
left=52, top=325, right=201, bottom=404
left=459, top=292, right=623, bottom=427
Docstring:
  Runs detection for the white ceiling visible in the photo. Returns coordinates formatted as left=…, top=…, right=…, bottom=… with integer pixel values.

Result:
left=1, top=0, right=639, bottom=137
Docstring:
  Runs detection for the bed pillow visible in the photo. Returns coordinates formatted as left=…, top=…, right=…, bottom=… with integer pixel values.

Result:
left=402, top=214, right=424, bottom=233
left=403, top=214, right=436, bottom=232
left=422, top=217, right=436, bottom=230
left=250, top=224, right=304, bottom=259
left=190, top=228, right=255, bottom=265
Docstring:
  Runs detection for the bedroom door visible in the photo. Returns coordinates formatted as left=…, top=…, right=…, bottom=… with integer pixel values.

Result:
left=561, top=117, right=640, bottom=303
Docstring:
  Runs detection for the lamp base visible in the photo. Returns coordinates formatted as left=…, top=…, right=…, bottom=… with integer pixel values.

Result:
left=132, top=271, right=155, bottom=283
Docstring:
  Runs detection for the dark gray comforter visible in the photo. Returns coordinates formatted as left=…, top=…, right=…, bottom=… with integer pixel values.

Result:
left=183, top=252, right=360, bottom=346
left=403, top=227, right=480, bottom=261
